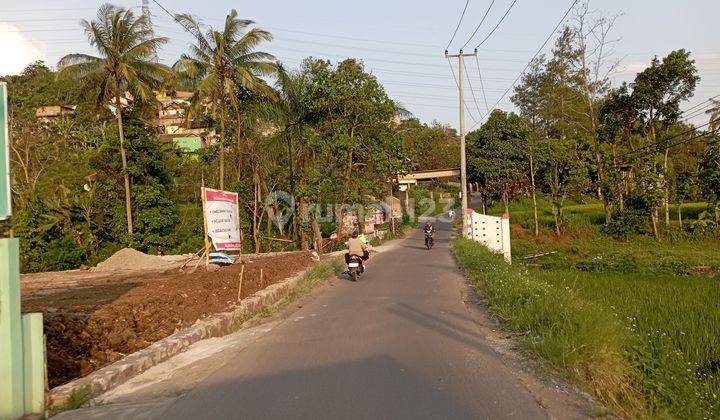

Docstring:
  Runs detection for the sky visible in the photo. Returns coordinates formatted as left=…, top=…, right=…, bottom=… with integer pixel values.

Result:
left=2, top=0, right=719, bottom=129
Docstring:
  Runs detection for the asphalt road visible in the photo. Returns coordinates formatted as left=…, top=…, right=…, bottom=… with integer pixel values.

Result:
left=149, top=221, right=546, bottom=420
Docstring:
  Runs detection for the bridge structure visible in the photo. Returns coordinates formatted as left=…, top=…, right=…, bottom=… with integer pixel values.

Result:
left=396, top=168, right=460, bottom=185
left=394, top=168, right=465, bottom=217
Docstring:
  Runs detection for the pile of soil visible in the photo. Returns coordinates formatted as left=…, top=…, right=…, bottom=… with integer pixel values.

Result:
left=21, top=251, right=317, bottom=388
left=91, top=248, right=180, bottom=272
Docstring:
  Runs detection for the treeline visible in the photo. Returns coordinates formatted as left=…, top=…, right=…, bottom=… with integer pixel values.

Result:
left=2, top=4, right=459, bottom=272
left=468, top=6, right=720, bottom=239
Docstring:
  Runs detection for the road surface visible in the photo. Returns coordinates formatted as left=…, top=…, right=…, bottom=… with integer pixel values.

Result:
left=59, top=221, right=553, bottom=419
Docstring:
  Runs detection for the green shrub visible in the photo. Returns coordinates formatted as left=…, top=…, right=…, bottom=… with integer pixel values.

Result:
left=603, top=205, right=648, bottom=239
left=42, top=236, right=88, bottom=271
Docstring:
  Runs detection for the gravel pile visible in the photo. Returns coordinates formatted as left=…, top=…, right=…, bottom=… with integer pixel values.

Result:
left=92, top=248, right=178, bottom=272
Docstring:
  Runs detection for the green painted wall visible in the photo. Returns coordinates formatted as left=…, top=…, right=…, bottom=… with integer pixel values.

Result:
left=1, top=82, right=11, bottom=220
left=0, top=238, right=24, bottom=418
left=173, top=136, right=202, bottom=153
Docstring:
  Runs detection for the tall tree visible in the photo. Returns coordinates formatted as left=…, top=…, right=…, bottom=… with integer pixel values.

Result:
left=57, top=4, right=168, bottom=235
left=174, top=9, right=276, bottom=190
left=268, top=65, right=317, bottom=250
left=302, top=59, right=402, bottom=203
left=539, top=137, right=589, bottom=235
left=467, top=110, right=529, bottom=214
left=512, top=58, right=548, bottom=234
left=399, top=119, right=459, bottom=171
left=631, top=49, right=699, bottom=233
left=512, top=28, right=588, bottom=232
left=572, top=2, right=621, bottom=223
left=597, top=83, right=639, bottom=211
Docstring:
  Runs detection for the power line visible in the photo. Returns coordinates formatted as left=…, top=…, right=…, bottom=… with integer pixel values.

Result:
left=463, top=58, right=486, bottom=119
left=257, top=44, right=524, bottom=71
left=468, top=0, right=579, bottom=131
left=614, top=120, right=713, bottom=161
left=680, top=104, right=718, bottom=123
left=279, top=60, right=517, bottom=80
left=377, top=80, right=508, bottom=92
left=0, top=7, right=99, bottom=12
left=397, top=102, right=469, bottom=110
left=460, top=0, right=496, bottom=51
left=475, top=55, right=491, bottom=113
left=474, top=0, right=519, bottom=49
left=446, top=58, right=480, bottom=123
left=677, top=95, right=720, bottom=121
left=149, top=0, right=199, bottom=40
left=151, top=12, right=545, bottom=52
left=266, top=38, right=531, bottom=63
left=615, top=130, right=714, bottom=167
left=446, top=0, right=471, bottom=51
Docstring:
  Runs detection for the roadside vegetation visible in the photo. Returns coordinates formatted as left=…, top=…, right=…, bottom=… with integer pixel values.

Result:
left=455, top=8, right=720, bottom=415
left=0, top=4, right=460, bottom=272
left=455, top=230, right=720, bottom=418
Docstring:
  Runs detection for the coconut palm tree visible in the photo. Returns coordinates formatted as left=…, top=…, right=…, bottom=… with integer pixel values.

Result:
left=174, top=9, right=277, bottom=190
left=57, top=4, right=168, bottom=235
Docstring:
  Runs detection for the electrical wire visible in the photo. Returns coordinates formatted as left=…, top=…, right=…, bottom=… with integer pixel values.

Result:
left=475, top=55, right=491, bottom=113
left=460, top=0, right=496, bottom=51
left=463, top=58, right=486, bottom=119
left=615, top=130, right=715, bottom=168
left=677, top=96, right=720, bottom=122
left=446, top=58, right=481, bottom=124
left=467, top=0, right=579, bottom=131
left=474, top=0, right=519, bottom=49
left=446, top=0, right=471, bottom=51
left=614, top=120, right=713, bottom=162
left=150, top=0, right=199, bottom=40
left=681, top=94, right=720, bottom=115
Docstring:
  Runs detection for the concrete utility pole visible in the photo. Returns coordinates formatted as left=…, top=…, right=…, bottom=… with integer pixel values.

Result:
left=445, top=49, right=477, bottom=237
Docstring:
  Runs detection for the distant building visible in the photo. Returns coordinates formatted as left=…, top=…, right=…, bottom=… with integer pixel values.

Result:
left=108, top=92, right=134, bottom=114
left=35, top=105, right=77, bottom=122
left=34, top=91, right=223, bottom=152
left=152, top=91, right=208, bottom=151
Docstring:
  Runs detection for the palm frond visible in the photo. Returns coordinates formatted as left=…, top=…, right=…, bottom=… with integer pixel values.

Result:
left=59, top=3, right=166, bottom=107
left=126, top=36, right=169, bottom=60
left=231, top=28, right=273, bottom=57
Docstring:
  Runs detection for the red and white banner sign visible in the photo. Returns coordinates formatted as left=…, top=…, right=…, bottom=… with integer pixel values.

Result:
left=203, top=188, right=241, bottom=250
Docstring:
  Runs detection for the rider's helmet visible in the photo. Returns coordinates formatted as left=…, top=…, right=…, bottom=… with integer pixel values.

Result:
left=351, top=229, right=359, bottom=238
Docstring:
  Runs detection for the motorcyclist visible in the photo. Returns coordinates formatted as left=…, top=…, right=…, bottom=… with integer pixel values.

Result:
left=345, top=229, right=369, bottom=273
left=424, top=221, right=435, bottom=236
left=423, top=221, right=435, bottom=248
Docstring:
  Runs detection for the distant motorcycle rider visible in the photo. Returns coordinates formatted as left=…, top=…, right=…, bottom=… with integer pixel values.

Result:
left=424, top=221, right=435, bottom=236
left=345, top=229, right=369, bottom=273
left=424, top=221, right=435, bottom=249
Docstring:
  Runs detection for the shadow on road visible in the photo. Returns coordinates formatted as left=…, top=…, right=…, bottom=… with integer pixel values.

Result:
left=158, top=355, right=479, bottom=420
left=386, top=302, right=494, bottom=355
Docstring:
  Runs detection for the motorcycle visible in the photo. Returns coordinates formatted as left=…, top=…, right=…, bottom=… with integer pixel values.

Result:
left=347, top=254, right=364, bottom=281
left=424, top=232, right=434, bottom=250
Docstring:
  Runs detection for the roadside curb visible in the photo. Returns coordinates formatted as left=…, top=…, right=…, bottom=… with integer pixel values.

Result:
left=48, top=257, right=338, bottom=408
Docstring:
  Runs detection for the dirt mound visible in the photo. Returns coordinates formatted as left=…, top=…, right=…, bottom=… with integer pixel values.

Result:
left=22, top=251, right=318, bottom=388
left=92, top=248, right=177, bottom=272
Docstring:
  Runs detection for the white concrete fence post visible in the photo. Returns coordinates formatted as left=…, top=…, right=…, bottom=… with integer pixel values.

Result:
left=466, top=209, right=512, bottom=263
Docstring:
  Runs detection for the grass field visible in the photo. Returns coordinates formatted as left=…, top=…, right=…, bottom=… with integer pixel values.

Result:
left=458, top=198, right=720, bottom=418
left=484, top=196, right=708, bottom=231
